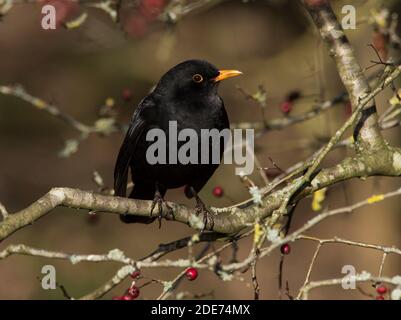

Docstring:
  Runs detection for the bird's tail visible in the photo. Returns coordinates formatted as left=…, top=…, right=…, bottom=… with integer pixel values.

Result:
left=119, top=183, right=157, bottom=224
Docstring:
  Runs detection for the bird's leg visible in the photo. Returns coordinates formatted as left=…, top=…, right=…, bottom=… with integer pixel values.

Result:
left=150, top=183, right=174, bottom=228
left=189, top=187, right=214, bottom=232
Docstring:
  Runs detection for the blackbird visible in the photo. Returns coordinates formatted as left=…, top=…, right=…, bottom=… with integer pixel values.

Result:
left=114, top=60, right=242, bottom=229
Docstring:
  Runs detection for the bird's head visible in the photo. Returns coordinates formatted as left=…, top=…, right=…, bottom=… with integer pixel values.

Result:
left=155, top=60, right=242, bottom=99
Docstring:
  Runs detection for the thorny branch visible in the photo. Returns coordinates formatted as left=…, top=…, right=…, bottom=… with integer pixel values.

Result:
left=0, top=0, right=400, bottom=300
left=299, top=274, right=401, bottom=300
left=1, top=188, right=400, bottom=299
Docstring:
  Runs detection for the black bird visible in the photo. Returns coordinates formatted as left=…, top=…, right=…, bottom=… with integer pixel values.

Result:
left=114, top=60, right=242, bottom=229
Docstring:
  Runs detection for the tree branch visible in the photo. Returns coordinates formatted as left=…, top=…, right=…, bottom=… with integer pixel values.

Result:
left=302, top=0, right=385, bottom=151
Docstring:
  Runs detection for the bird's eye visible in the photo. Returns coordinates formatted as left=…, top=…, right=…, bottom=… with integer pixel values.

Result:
left=192, top=74, right=203, bottom=83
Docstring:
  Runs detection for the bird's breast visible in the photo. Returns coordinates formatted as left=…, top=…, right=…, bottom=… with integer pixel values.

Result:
left=161, top=95, right=228, bottom=131
left=130, top=95, right=229, bottom=188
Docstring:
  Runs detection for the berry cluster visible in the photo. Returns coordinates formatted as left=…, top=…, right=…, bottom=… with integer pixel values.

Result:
left=112, top=268, right=199, bottom=300
left=375, top=284, right=387, bottom=300
left=113, top=271, right=141, bottom=301
left=124, top=0, right=167, bottom=38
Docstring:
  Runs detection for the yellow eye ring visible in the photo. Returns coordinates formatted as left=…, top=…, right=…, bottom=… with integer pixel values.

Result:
left=192, top=74, right=203, bottom=83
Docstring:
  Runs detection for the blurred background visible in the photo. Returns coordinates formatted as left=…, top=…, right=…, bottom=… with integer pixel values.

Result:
left=0, top=0, right=400, bottom=299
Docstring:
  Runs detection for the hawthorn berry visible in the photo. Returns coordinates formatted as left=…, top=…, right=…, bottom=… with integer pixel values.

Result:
left=185, top=267, right=198, bottom=281
left=130, top=271, right=141, bottom=279
left=280, top=101, right=293, bottom=115
left=376, top=285, right=387, bottom=295
left=212, top=186, right=224, bottom=198
left=375, top=295, right=385, bottom=300
left=128, top=286, right=140, bottom=299
left=121, top=294, right=134, bottom=300
left=124, top=14, right=148, bottom=38
left=140, top=0, right=166, bottom=20
left=280, top=243, right=291, bottom=255
left=122, top=88, right=133, bottom=102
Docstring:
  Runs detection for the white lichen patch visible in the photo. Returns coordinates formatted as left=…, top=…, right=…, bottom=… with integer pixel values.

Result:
left=249, top=186, right=262, bottom=205
left=391, top=287, right=401, bottom=300
left=337, top=165, right=345, bottom=175
left=360, top=129, right=376, bottom=144
left=170, top=259, right=190, bottom=267
left=266, top=227, right=281, bottom=243
left=311, top=179, right=319, bottom=189
left=162, top=281, right=173, bottom=293
left=392, top=275, right=401, bottom=285
left=49, top=188, right=65, bottom=206
left=218, top=271, right=234, bottom=281
left=191, top=233, right=200, bottom=242
left=393, top=152, right=401, bottom=172
left=108, top=248, right=125, bottom=261
left=358, top=270, right=371, bottom=280
left=117, top=265, right=135, bottom=279
left=207, top=255, right=218, bottom=266
left=69, top=255, right=81, bottom=265
left=188, top=213, right=205, bottom=230
left=358, top=161, right=366, bottom=172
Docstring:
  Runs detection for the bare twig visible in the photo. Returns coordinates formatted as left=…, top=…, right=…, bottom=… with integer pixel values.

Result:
left=299, top=275, right=401, bottom=300
left=251, top=259, right=260, bottom=300
left=0, top=85, right=92, bottom=134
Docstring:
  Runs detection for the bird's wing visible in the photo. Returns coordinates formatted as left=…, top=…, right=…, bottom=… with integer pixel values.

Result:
left=113, top=97, right=155, bottom=197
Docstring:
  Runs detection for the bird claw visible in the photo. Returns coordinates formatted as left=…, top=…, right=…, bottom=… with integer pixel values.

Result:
left=150, top=190, right=174, bottom=228
left=195, top=198, right=214, bottom=233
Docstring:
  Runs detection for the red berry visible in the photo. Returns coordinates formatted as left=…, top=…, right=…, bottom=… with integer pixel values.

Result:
left=376, top=295, right=385, bottom=300
left=130, top=271, right=141, bottom=279
left=280, top=101, right=293, bottom=115
left=127, top=286, right=140, bottom=299
left=124, top=14, right=148, bottom=38
left=212, top=186, right=224, bottom=198
left=185, top=267, right=198, bottom=281
left=121, top=294, right=134, bottom=300
left=280, top=243, right=291, bottom=255
left=376, top=285, right=387, bottom=295
left=140, top=0, right=166, bottom=20
left=122, top=88, right=133, bottom=101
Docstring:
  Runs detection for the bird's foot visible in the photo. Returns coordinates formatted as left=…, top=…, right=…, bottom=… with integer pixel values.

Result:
left=194, top=196, right=214, bottom=233
left=150, top=190, right=174, bottom=228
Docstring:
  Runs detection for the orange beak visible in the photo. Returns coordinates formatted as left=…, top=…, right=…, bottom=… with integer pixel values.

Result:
left=213, top=69, right=243, bottom=82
